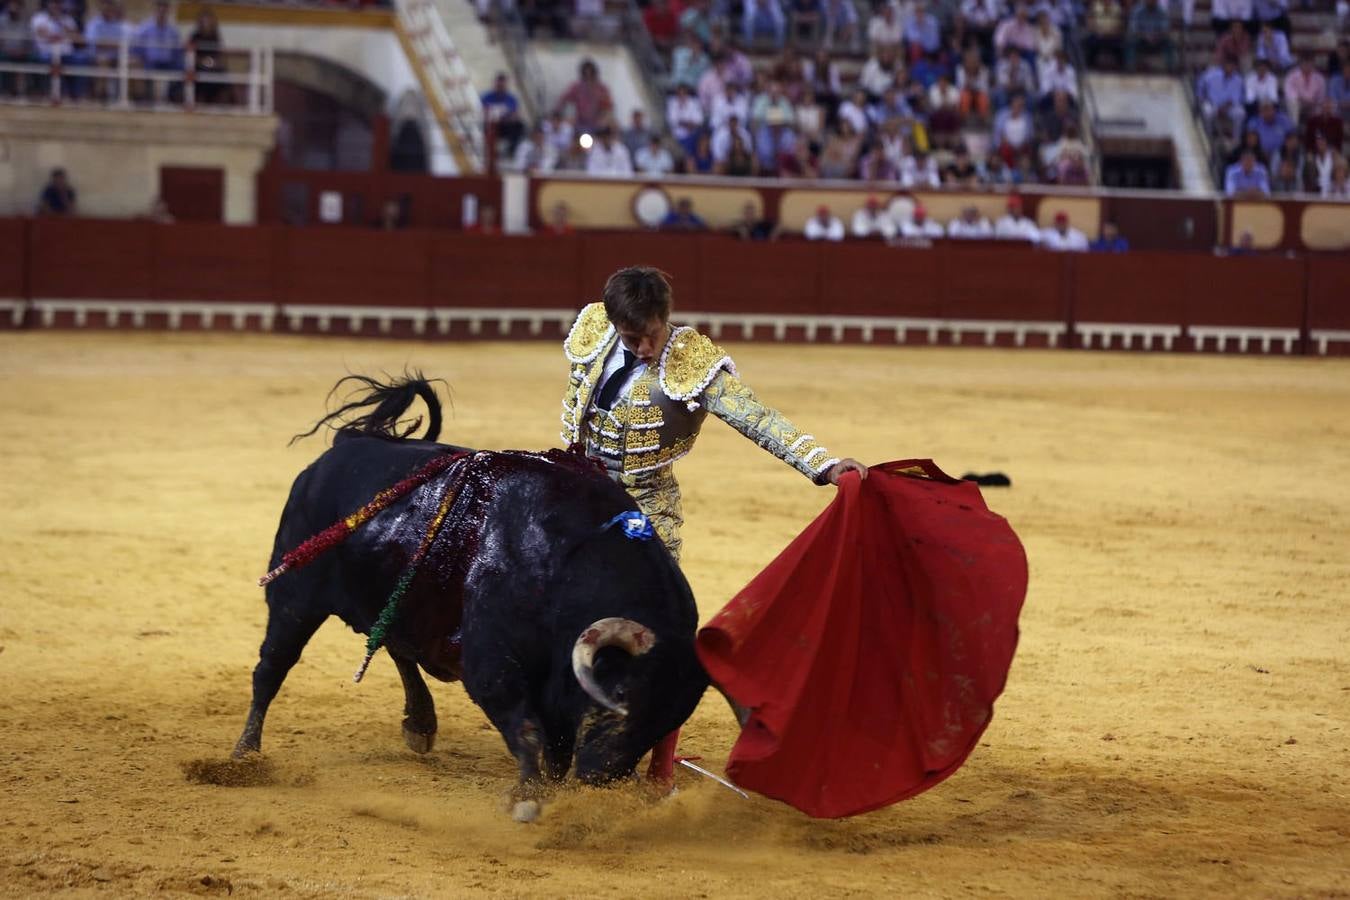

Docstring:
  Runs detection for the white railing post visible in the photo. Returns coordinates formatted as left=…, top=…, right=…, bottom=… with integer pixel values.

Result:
left=247, top=45, right=260, bottom=114
left=264, top=46, right=274, bottom=114
left=185, top=47, right=195, bottom=108
left=49, top=46, right=61, bottom=103
left=117, top=34, right=131, bottom=108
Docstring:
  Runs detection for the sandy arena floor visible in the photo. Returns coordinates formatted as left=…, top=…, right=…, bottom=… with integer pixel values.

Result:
left=1, top=332, right=1347, bottom=898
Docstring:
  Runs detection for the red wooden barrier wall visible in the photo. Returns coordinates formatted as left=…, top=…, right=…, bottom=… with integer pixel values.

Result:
left=2, top=217, right=1346, bottom=355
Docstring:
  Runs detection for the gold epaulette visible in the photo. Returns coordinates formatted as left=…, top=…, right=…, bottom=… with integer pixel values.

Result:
left=564, top=302, right=614, bottom=364
left=658, top=327, right=737, bottom=402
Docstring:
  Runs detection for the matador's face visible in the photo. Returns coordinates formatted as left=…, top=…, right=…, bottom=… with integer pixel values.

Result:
left=615, top=318, right=671, bottom=368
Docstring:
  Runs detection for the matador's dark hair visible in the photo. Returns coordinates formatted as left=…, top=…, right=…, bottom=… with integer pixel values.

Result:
left=602, top=267, right=673, bottom=330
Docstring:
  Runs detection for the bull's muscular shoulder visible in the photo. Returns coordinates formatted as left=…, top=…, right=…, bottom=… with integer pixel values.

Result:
left=659, top=327, right=737, bottom=402
left=564, top=302, right=613, bottom=364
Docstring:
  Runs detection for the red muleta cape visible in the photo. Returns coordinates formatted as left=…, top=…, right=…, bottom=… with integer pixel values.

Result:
left=695, top=460, right=1027, bottom=819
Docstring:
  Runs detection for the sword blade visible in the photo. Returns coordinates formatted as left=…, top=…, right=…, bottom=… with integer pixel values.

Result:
left=678, top=759, right=749, bottom=799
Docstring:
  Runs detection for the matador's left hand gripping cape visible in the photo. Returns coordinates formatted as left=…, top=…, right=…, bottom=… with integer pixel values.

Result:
left=560, top=303, right=840, bottom=483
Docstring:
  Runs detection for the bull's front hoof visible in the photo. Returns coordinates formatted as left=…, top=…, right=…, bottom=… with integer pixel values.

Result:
left=511, top=800, right=540, bottom=823
left=231, top=741, right=260, bottom=761
left=402, top=726, right=436, bottom=754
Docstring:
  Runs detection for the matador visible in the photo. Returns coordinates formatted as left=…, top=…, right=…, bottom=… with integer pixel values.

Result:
left=560, top=266, right=868, bottom=561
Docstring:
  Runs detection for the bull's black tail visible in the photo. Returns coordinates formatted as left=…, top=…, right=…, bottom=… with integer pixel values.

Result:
left=290, top=373, right=445, bottom=445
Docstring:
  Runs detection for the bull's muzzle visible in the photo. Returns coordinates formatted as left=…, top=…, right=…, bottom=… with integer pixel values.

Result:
left=571, top=617, right=657, bottom=716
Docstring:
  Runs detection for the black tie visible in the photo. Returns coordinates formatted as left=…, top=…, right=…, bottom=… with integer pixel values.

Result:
left=596, top=350, right=639, bottom=411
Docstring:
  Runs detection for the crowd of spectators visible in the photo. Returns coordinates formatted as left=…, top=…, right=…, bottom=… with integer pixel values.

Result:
left=492, top=0, right=1091, bottom=188
left=637, top=188, right=1125, bottom=248
left=1193, top=7, right=1349, bottom=198
left=0, top=0, right=234, bottom=103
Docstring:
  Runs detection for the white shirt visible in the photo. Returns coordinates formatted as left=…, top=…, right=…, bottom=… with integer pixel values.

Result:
left=867, top=14, right=903, bottom=47
left=510, top=138, right=559, bottom=173
left=635, top=145, right=675, bottom=175
left=901, top=218, right=946, bottom=238
left=1211, top=0, right=1253, bottom=18
left=804, top=216, right=846, bottom=241
left=710, top=122, right=753, bottom=162
left=591, top=343, right=646, bottom=416
left=859, top=58, right=897, bottom=96
left=1040, top=225, right=1088, bottom=250
left=900, top=155, right=941, bottom=188
left=585, top=141, right=634, bottom=177
left=1037, top=60, right=1078, bottom=99
left=710, top=91, right=749, bottom=130
left=666, top=94, right=706, bottom=141
left=1245, top=71, right=1280, bottom=106
left=31, top=10, right=77, bottom=56
left=837, top=99, right=869, bottom=135
left=960, top=0, right=1004, bottom=28
left=948, top=216, right=994, bottom=238
left=995, top=214, right=1042, bottom=242
left=851, top=208, right=897, bottom=238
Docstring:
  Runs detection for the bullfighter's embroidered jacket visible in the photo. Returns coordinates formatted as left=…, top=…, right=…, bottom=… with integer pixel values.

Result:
left=560, top=302, right=840, bottom=484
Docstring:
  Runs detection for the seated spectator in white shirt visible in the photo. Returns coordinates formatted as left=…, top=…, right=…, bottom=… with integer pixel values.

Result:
left=948, top=205, right=994, bottom=238
left=1033, top=10, right=1062, bottom=63
left=1323, top=159, right=1350, bottom=199
left=1245, top=58, right=1280, bottom=107
left=994, top=195, right=1041, bottom=242
left=866, top=3, right=903, bottom=52
left=837, top=88, right=870, bottom=135
left=542, top=111, right=576, bottom=155
left=666, top=84, right=706, bottom=155
left=900, top=204, right=946, bottom=238
left=851, top=195, right=897, bottom=239
left=710, top=82, right=750, bottom=130
left=995, top=3, right=1038, bottom=58
left=585, top=128, right=634, bottom=177
left=860, top=45, right=901, bottom=98
left=1040, top=211, right=1089, bottom=250
left=1041, top=121, right=1088, bottom=171
left=635, top=135, right=676, bottom=175
left=900, top=149, right=942, bottom=187
left=960, top=0, right=1003, bottom=38
left=1037, top=51, right=1078, bottom=103
left=711, top=113, right=754, bottom=162
left=804, top=205, right=845, bottom=241
left=510, top=123, right=561, bottom=173
left=993, top=93, right=1035, bottom=155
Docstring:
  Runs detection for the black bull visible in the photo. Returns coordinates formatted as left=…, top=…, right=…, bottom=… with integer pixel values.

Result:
left=233, top=377, right=708, bottom=814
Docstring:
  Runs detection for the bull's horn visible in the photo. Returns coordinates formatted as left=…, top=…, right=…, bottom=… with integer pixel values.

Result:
left=571, top=617, right=658, bottom=717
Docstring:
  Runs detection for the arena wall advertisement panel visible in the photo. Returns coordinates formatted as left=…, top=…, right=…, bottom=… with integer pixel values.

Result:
left=3, top=217, right=1346, bottom=355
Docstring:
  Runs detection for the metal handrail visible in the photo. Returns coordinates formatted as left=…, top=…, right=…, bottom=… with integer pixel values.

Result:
left=1176, top=20, right=1225, bottom=189
left=1064, top=23, right=1103, bottom=185
left=617, top=0, right=669, bottom=130
left=396, top=0, right=485, bottom=171
left=494, top=0, right=548, bottom=123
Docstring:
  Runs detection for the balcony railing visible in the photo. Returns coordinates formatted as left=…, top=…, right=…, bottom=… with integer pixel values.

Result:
left=0, top=37, right=273, bottom=114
